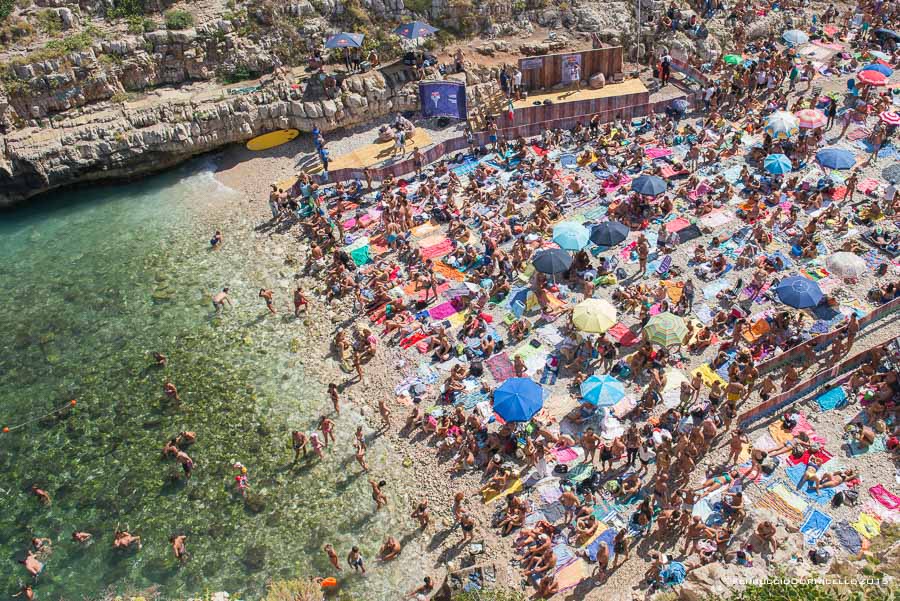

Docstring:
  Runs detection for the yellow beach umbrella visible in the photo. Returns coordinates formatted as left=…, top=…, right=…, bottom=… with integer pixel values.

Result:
left=572, top=298, right=617, bottom=333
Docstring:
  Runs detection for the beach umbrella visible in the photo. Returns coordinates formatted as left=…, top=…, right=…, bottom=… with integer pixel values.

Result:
left=874, top=29, right=900, bottom=41
left=632, top=174, right=667, bottom=196
left=764, top=153, right=793, bottom=175
left=775, top=276, right=823, bottom=308
left=795, top=108, right=827, bottom=129
left=532, top=248, right=572, bottom=275
left=764, top=111, right=800, bottom=140
left=880, top=110, right=900, bottom=126
left=857, top=70, right=888, bottom=86
left=826, top=252, right=867, bottom=279
left=643, top=312, right=688, bottom=347
left=580, top=374, right=626, bottom=407
left=394, top=21, right=438, bottom=40
left=782, top=29, right=810, bottom=45
left=861, top=64, right=894, bottom=77
left=494, top=378, right=543, bottom=422
left=590, top=221, right=630, bottom=246
left=572, top=298, right=617, bottom=333
left=723, top=54, right=742, bottom=65
left=552, top=222, right=591, bottom=251
left=816, top=147, right=856, bottom=170
left=325, top=32, right=365, bottom=48
left=870, top=50, right=891, bottom=61
left=670, top=99, right=689, bottom=112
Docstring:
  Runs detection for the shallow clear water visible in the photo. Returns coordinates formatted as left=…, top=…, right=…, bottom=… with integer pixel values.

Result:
left=0, top=162, right=426, bottom=600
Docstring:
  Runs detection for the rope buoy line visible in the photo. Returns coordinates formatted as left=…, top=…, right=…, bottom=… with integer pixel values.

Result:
left=2, top=400, right=77, bottom=433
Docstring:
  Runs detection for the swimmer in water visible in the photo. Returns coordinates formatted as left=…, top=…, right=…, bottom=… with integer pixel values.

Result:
left=12, top=585, right=33, bottom=600
left=175, top=449, right=194, bottom=479
left=212, top=287, right=232, bottom=313
left=19, top=550, right=43, bottom=577
left=31, top=485, right=51, bottom=505
left=113, top=529, right=142, bottom=550
left=293, top=285, right=308, bottom=317
left=171, top=535, right=188, bottom=562
left=369, top=479, right=387, bottom=510
left=258, top=288, right=276, bottom=315
left=309, top=432, right=325, bottom=458
left=176, top=431, right=196, bottom=446
left=328, top=383, right=341, bottom=415
left=291, top=430, right=308, bottom=461
left=72, top=531, right=92, bottom=544
left=210, top=230, right=223, bottom=249
left=163, top=380, right=180, bottom=402
left=153, top=352, right=167, bottom=366
left=324, top=543, right=342, bottom=571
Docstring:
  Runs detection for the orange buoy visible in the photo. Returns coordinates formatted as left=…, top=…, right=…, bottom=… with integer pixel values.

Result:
left=71, top=400, right=77, bottom=406
left=320, top=577, right=338, bottom=588
left=2, top=427, right=8, bottom=433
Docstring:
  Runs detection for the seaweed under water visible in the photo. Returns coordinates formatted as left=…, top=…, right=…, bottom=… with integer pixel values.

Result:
left=0, top=163, right=427, bottom=600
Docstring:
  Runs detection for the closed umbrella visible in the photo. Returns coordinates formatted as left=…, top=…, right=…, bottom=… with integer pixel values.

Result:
left=724, top=54, right=742, bottom=65
left=324, top=32, right=365, bottom=48
left=857, top=70, right=888, bottom=86
left=590, top=221, right=629, bottom=247
left=764, top=153, right=793, bottom=174
left=643, top=312, right=688, bottom=347
left=880, top=110, right=900, bottom=126
left=826, top=252, right=867, bottom=279
left=632, top=174, right=667, bottom=196
left=783, top=29, right=810, bottom=45
left=394, top=21, right=438, bottom=40
left=861, top=64, right=893, bottom=77
left=775, top=276, right=823, bottom=308
left=765, top=111, right=800, bottom=140
left=494, top=378, right=543, bottom=422
left=795, top=108, right=827, bottom=129
left=532, top=248, right=572, bottom=275
left=874, top=28, right=900, bottom=41
left=552, top=222, right=591, bottom=251
left=580, top=375, right=626, bottom=407
left=816, top=147, right=856, bottom=169
left=572, top=298, right=617, bottom=333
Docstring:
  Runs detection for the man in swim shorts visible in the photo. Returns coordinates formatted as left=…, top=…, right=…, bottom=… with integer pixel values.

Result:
left=212, top=288, right=232, bottom=312
left=258, top=288, right=276, bottom=315
left=347, top=546, right=366, bottom=573
left=293, top=286, right=308, bottom=317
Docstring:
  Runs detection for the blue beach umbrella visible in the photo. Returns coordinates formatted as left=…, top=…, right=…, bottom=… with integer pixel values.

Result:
left=670, top=99, right=689, bottom=113
left=494, top=378, right=544, bottom=422
left=816, top=147, right=856, bottom=170
left=580, top=375, right=626, bottom=407
left=394, top=21, right=438, bottom=40
left=532, top=248, right=572, bottom=274
left=632, top=174, right=667, bottom=196
left=590, top=221, right=630, bottom=246
left=782, top=29, right=810, bottom=45
left=325, top=32, right=365, bottom=49
left=764, top=153, right=792, bottom=174
left=860, top=64, right=893, bottom=77
left=776, top=276, right=823, bottom=308
left=552, top=222, right=591, bottom=251
left=874, top=29, right=899, bottom=41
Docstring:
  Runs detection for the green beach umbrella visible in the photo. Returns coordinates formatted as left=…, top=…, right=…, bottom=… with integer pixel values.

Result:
left=643, top=312, right=688, bottom=347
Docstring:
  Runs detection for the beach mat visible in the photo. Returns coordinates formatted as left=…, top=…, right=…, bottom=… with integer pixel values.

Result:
left=800, top=509, right=833, bottom=545
left=485, top=352, right=515, bottom=383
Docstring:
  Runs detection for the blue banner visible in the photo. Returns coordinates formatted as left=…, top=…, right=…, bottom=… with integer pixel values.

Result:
left=419, top=81, right=467, bottom=120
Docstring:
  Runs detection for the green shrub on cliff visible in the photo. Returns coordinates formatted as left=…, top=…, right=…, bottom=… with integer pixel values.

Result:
left=0, top=0, right=15, bottom=23
left=108, top=0, right=146, bottom=19
left=164, top=9, right=193, bottom=29
left=265, top=579, right=324, bottom=601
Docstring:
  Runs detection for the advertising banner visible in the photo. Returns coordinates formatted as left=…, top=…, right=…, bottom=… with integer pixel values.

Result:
left=419, top=81, right=468, bottom=120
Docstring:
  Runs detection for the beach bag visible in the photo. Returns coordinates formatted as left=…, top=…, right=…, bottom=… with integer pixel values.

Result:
left=809, top=548, right=831, bottom=565
left=781, top=414, right=797, bottom=431
left=469, top=361, right=484, bottom=377
left=760, top=459, right=777, bottom=475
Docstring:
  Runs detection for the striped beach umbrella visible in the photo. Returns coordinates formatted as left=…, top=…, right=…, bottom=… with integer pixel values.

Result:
left=572, top=298, right=617, bottom=333
left=795, top=108, right=827, bottom=129
left=880, top=111, right=900, bottom=126
left=764, top=111, right=800, bottom=140
left=643, top=312, right=688, bottom=347
left=857, top=70, right=888, bottom=86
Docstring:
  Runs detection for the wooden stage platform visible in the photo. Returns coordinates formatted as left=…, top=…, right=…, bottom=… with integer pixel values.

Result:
left=512, top=79, right=648, bottom=109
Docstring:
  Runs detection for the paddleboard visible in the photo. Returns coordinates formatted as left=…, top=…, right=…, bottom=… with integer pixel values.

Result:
left=246, top=129, right=299, bottom=151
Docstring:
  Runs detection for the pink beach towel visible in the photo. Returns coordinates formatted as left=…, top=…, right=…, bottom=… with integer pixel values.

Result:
left=602, top=174, right=632, bottom=193
left=420, top=239, right=454, bottom=260
left=485, top=352, right=516, bottom=383
left=858, top=178, right=880, bottom=194
left=551, top=446, right=580, bottom=463
left=428, top=301, right=459, bottom=320
left=792, top=412, right=827, bottom=446
left=619, top=241, right=638, bottom=260
left=666, top=217, right=691, bottom=233
left=607, top=322, right=639, bottom=346
left=645, top=147, right=673, bottom=159
left=869, top=484, right=900, bottom=511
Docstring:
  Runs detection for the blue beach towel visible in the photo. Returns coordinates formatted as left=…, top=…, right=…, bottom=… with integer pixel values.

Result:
left=800, top=509, right=833, bottom=545
left=585, top=527, right=617, bottom=562
left=816, top=387, right=848, bottom=412
left=833, top=520, right=862, bottom=554
left=785, top=463, right=837, bottom=504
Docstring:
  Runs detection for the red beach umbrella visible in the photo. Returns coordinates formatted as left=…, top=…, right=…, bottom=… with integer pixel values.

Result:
left=857, top=70, right=888, bottom=86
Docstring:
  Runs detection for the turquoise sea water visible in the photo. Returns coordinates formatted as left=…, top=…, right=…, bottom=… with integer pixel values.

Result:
left=0, top=163, right=425, bottom=600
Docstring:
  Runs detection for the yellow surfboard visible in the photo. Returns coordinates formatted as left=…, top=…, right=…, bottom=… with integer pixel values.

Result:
left=246, top=129, right=299, bottom=151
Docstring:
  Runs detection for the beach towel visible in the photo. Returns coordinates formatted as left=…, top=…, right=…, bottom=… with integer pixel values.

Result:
left=585, top=527, right=617, bottom=562
left=485, top=352, right=515, bottom=383
left=858, top=178, right=880, bottom=195
left=743, top=318, right=771, bottom=343
left=552, top=542, right=576, bottom=567
left=869, top=484, right=900, bottom=511
left=863, top=500, right=900, bottom=525
left=482, top=478, right=523, bottom=504
left=700, top=209, right=735, bottom=229
left=420, top=239, right=454, bottom=260
left=431, top=260, right=466, bottom=282
left=537, top=481, right=563, bottom=504
left=660, top=165, right=689, bottom=179
left=852, top=513, right=881, bottom=539
left=786, top=448, right=833, bottom=467
left=759, top=481, right=809, bottom=522
left=677, top=223, right=703, bottom=243
left=834, top=520, right=863, bottom=554
left=847, top=436, right=887, bottom=457
left=428, top=301, right=459, bottom=320
left=785, top=463, right=837, bottom=504
left=567, top=462, right=594, bottom=484
left=702, top=278, right=731, bottom=300
left=792, top=413, right=827, bottom=446
left=693, top=304, right=714, bottom=325
left=691, top=364, right=726, bottom=387
left=815, top=386, right=848, bottom=411
left=551, top=446, right=580, bottom=464
left=800, top=509, right=834, bottom=545
left=411, top=222, right=440, bottom=238
left=645, top=147, right=673, bottom=159
left=666, top=217, right=692, bottom=233
left=531, top=144, right=548, bottom=157
left=541, top=501, right=566, bottom=523
left=610, top=394, right=638, bottom=419
left=554, top=558, right=590, bottom=593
